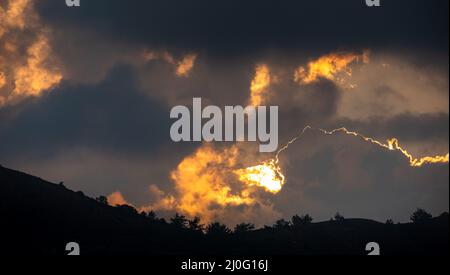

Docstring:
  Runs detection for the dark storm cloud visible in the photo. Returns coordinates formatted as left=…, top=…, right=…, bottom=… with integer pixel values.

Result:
left=136, top=55, right=255, bottom=106
left=36, top=0, right=449, bottom=56
left=0, top=65, right=171, bottom=160
left=273, top=79, right=343, bottom=143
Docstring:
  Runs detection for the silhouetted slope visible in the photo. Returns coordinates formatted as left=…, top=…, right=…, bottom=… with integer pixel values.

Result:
left=0, top=165, right=448, bottom=255
left=0, top=165, right=201, bottom=255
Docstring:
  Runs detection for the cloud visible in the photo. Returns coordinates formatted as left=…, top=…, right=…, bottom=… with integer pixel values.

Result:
left=334, top=112, right=449, bottom=144
left=293, top=51, right=369, bottom=86
left=0, top=66, right=171, bottom=160
left=138, top=143, right=281, bottom=227
left=0, top=71, right=6, bottom=88
left=144, top=50, right=197, bottom=78
left=12, top=34, right=62, bottom=96
left=337, top=52, right=449, bottom=120
left=0, top=0, right=29, bottom=33
left=249, top=64, right=273, bottom=106
left=36, top=0, right=449, bottom=55
left=0, top=0, right=62, bottom=106
left=107, top=191, right=129, bottom=206
left=175, top=54, right=197, bottom=77
left=273, top=129, right=449, bottom=222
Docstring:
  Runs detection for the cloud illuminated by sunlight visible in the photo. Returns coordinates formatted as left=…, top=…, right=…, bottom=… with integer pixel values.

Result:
left=0, top=0, right=62, bottom=106
left=294, top=51, right=369, bottom=85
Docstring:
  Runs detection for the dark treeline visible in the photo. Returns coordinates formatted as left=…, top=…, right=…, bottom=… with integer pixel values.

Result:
left=1, top=165, right=448, bottom=256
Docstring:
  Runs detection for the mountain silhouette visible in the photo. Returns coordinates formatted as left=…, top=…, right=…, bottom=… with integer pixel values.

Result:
left=0, top=164, right=448, bottom=256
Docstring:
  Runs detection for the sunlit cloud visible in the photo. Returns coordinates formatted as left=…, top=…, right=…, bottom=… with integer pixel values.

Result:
left=0, top=71, right=6, bottom=89
left=294, top=51, right=369, bottom=86
left=125, top=144, right=280, bottom=225
left=175, top=54, right=197, bottom=77
left=249, top=64, right=273, bottom=106
left=107, top=191, right=130, bottom=206
left=13, top=35, right=62, bottom=97
left=0, top=0, right=62, bottom=106
left=0, top=0, right=29, bottom=34
left=143, top=50, right=197, bottom=78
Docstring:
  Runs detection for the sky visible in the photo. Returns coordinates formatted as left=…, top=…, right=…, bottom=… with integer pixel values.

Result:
left=0, top=0, right=448, bottom=227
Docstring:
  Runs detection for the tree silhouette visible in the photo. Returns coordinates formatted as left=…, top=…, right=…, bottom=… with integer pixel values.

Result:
left=117, top=204, right=138, bottom=215
left=291, top=214, right=313, bottom=228
left=386, top=219, right=394, bottom=225
left=206, top=222, right=232, bottom=236
left=146, top=210, right=157, bottom=220
left=234, top=223, right=255, bottom=234
left=334, top=212, right=345, bottom=222
left=273, top=219, right=291, bottom=229
left=188, top=216, right=205, bottom=232
left=410, top=208, right=433, bottom=223
left=95, top=196, right=108, bottom=205
left=170, top=213, right=188, bottom=229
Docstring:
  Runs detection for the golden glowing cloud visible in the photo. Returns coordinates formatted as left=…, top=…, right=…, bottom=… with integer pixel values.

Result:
left=0, top=71, right=6, bottom=88
left=294, top=51, right=369, bottom=85
left=136, top=144, right=282, bottom=224
left=0, top=0, right=62, bottom=106
left=107, top=191, right=130, bottom=206
left=0, top=0, right=29, bottom=35
left=143, top=50, right=197, bottom=78
left=176, top=54, right=197, bottom=77
left=235, top=158, right=285, bottom=194
left=13, top=35, right=62, bottom=97
left=167, top=145, right=254, bottom=222
left=249, top=64, right=272, bottom=106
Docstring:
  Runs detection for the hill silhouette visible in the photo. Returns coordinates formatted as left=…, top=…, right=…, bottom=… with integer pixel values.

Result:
left=0, top=165, right=448, bottom=256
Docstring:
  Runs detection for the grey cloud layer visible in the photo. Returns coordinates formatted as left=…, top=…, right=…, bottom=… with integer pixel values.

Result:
left=0, top=66, right=171, bottom=160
